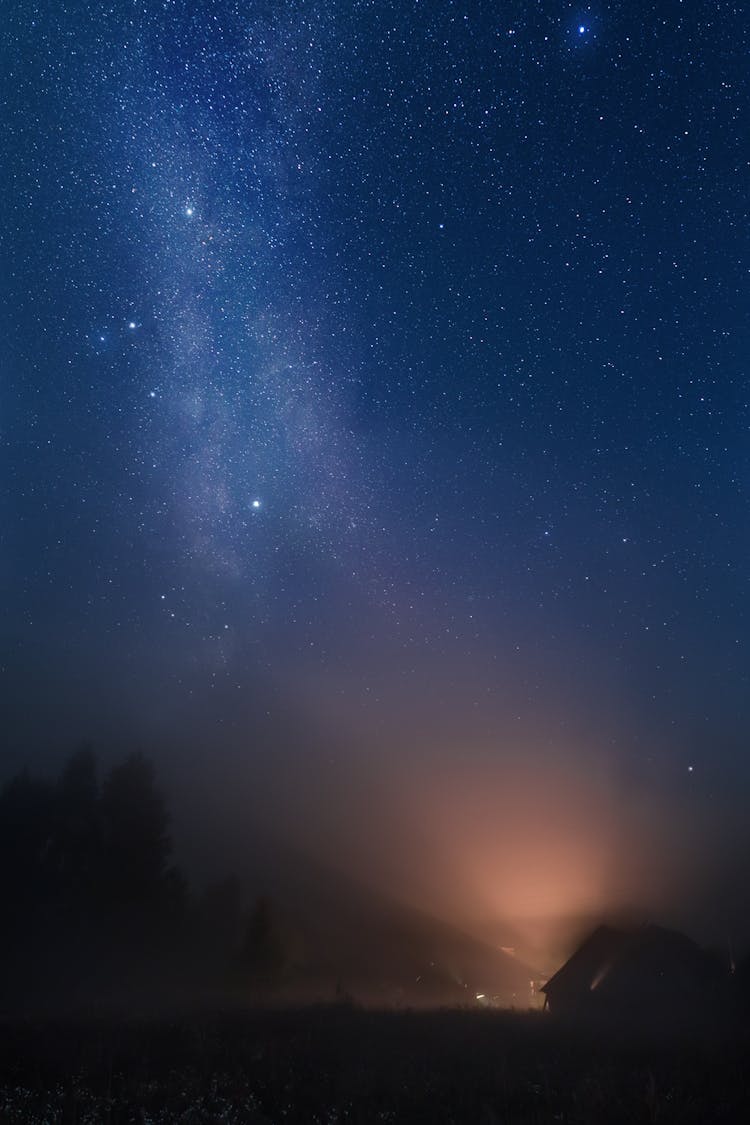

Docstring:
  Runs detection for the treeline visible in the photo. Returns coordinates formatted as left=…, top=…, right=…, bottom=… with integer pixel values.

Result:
left=0, top=748, right=282, bottom=1013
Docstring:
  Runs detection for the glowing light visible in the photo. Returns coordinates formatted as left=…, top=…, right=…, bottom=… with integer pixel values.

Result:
left=251, top=499, right=262, bottom=510
left=578, top=25, right=586, bottom=34
left=590, top=963, right=612, bottom=991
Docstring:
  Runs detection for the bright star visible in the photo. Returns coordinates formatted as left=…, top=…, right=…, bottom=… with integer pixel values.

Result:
left=128, top=321, right=136, bottom=330
left=185, top=205, right=194, bottom=217
left=251, top=499, right=261, bottom=510
left=578, top=25, right=586, bottom=34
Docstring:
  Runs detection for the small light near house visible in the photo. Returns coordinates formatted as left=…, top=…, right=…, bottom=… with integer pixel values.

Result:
left=590, top=964, right=611, bottom=991
left=475, top=993, right=485, bottom=1000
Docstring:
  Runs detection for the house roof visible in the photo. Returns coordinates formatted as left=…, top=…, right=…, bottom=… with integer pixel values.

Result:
left=541, top=924, right=628, bottom=996
left=542, top=923, right=726, bottom=1000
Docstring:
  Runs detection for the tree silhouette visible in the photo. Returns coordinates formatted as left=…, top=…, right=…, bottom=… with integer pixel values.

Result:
left=197, top=875, right=243, bottom=955
left=0, top=769, right=59, bottom=1004
left=243, top=895, right=285, bottom=989
left=99, top=751, right=171, bottom=907
left=0, top=769, right=55, bottom=909
left=0, top=746, right=269, bottom=1009
left=53, top=745, right=100, bottom=906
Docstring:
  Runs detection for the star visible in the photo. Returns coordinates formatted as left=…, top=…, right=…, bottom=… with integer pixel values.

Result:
left=128, top=321, right=136, bottom=330
left=185, top=205, right=194, bottom=217
left=251, top=499, right=262, bottom=510
left=578, top=25, right=586, bottom=34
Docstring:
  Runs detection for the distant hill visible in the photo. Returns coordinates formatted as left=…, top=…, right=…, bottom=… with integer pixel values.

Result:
left=257, top=859, right=538, bottom=1006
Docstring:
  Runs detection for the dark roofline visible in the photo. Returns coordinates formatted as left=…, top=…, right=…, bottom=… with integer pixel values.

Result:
left=541, top=924, right=628, bottom=994
left=541, top=922, right=723, bottom=995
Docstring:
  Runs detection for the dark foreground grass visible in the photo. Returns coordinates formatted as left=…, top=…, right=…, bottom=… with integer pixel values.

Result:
left=0, top=1005, right=748, bottom=1124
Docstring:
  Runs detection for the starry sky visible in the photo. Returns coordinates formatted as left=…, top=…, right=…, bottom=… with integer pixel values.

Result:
left=2, top=1, right=749, bottom=946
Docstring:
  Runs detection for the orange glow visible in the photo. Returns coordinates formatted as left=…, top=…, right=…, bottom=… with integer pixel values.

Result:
left=318, top=742, right=700, bottom=967
left=242, top=704, right=709, bottom=970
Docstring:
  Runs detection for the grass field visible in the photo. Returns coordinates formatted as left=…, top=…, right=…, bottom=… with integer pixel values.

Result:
left=0, top=1005, right=748, bottom=1123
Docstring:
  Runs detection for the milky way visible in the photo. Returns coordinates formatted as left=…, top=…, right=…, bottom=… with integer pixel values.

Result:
left=4, top=1, right=749, bottom=946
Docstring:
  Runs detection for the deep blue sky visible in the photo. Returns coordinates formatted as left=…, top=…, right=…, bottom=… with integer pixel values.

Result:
left=2, top=0, right=749, bottom=939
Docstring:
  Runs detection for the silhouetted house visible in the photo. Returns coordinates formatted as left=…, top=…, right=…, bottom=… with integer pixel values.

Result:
left=541, top=924, right=729, bottom=1030
left=541, top=925, right=624, bottom=1017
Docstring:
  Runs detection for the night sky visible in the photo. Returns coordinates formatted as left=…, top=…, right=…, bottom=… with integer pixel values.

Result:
left=3, top=1, right=749, bottom=951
